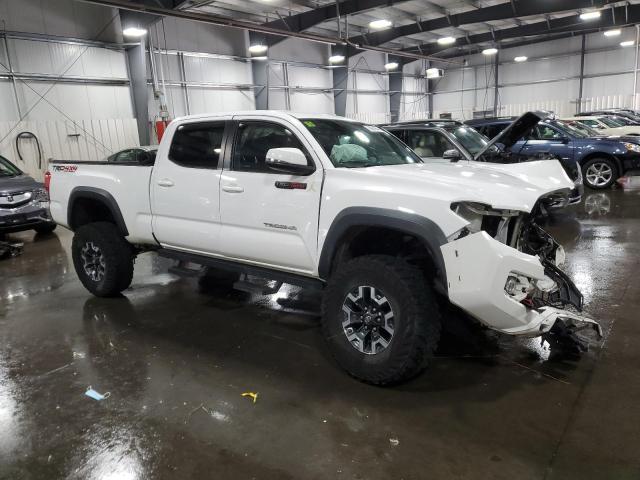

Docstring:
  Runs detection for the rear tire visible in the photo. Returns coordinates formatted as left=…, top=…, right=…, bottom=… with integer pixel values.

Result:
left=582, top=157, right=617, bottom=189
left=321, top=255, right=441, bottom=385
left=72, top=222, right=134, bottom=297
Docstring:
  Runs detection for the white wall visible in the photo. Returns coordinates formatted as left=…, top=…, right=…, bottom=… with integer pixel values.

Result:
left=0, top=0, right=136, bottom=175
left=425, top=26, right=640, bottom=120
left=347, top=51, right=390, bottom=123
left=268, top=38, right=334, bottom=114
left=0, top=0, right=122, bottom=42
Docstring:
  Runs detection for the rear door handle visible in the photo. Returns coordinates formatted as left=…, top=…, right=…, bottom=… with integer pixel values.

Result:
left=222, top=184, right=244, bottom=193
left=157, top=179, right=174, bottom=187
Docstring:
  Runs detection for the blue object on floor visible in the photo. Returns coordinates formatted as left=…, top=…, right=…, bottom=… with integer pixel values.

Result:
left=85, top=388, right=110, bottom=401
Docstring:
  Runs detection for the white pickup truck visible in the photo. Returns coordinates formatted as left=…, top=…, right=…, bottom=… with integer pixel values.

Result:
left=47, top=111, right=601, bottom=385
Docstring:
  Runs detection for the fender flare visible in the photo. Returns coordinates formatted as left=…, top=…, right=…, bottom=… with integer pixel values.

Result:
left=318, top=207, right=448, bottom=293
left=68, top=187, right=129, bottom=236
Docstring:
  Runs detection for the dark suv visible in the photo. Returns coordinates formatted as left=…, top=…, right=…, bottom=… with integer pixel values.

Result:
left=383, top=113, right=583, bottom=204
left=0, top=155, right=56, bottom=235
left=466, top=116, right=640, bottom=189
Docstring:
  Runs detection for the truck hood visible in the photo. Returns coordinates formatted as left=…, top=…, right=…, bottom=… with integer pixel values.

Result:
left=0, top=174, right=40, bottom=195
left=364, top=159, right=573, bottom=212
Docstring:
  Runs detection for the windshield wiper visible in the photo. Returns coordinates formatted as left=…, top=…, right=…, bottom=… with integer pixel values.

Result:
left=338, top=162, right=380, bottom=168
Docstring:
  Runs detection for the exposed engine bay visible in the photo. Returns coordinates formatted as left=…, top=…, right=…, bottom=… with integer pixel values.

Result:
left=447, top=193, right=602, bottom=350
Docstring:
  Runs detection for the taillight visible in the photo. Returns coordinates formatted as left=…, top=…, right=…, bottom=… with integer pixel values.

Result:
left=44, top=171, right=51, bottom=194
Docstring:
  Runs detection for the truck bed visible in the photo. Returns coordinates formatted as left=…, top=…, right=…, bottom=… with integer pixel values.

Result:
left=48, top=160, right=156, bottom=244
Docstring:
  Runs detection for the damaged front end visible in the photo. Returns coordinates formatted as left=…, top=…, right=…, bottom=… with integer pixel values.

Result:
left=441, top=195, right=602, bottom=348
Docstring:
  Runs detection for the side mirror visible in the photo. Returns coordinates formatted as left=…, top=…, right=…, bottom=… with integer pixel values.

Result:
left=560, top=137, right=570, bottom=144
left=266, top=148, right=315, bottom=175
left=443, top=149, right=462, bottom=162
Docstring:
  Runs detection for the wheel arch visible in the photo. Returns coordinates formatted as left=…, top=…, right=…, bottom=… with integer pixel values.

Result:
left=68, top=187, right=129, bottom=236
left=580, top=152, right=621, bottom=176
left=318, top=207, right=448, bottom=294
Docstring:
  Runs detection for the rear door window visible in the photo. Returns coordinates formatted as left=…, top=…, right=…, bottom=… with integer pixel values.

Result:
left=169, top=122, right=226, bottom=169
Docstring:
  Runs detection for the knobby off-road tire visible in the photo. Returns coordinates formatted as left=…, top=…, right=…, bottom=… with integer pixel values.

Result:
left=321, top=255, right=441, bottom=385
left=72, top=222, right=134, bottom=297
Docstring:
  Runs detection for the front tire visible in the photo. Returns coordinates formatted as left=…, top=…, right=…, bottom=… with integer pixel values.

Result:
left=34, top=223, right=57, bottom=235
left=72, top=222, right=134, bottom=297
left=321, top=255, right=441, bottom=385
left=582, top=157, right=617, bottom=189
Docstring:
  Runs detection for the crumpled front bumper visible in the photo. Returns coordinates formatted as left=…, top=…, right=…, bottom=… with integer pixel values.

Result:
left=440, top=231, right=600, bottom=338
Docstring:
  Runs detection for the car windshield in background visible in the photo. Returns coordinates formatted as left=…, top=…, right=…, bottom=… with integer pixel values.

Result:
left=609, top=115, right=634, bottom=126
left=0, top=156, right=21, bottom=177
left=444, top=125, right=498, bottom=156
left=567, top=121, right=600, bottom=137
left=600, top=116, right=624, bottom=128
left=551, top=120, right=589, bottom=138
left=301, top=119, right=422, bottom=168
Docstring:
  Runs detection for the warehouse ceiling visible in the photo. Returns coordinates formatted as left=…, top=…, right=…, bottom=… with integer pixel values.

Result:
left=90, top=0, right=640, bottom=59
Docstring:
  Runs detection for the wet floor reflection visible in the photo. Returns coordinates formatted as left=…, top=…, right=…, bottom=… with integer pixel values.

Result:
left=1, top=182, right=640, bottom=478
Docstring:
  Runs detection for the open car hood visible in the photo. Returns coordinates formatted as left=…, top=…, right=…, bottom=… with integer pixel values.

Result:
left=473, top=111, right=548, bottom=161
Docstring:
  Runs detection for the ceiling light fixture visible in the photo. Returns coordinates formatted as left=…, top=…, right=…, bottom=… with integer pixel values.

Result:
left=579, top=11, right=601, bottom=20
left=604, top=29, right=621, bottom=37
left=426, top=68, right=444, bottom=79
left=437, top=36, right=456, bottom=46
left=621, top=40, right=635, bottom=47
left=514, top=56, right=528, bottom=62
left=384, top=62, right=399, bottom=70
left=250, top=55, right=268, bottom=61
left=248, top=44, right=268, bottom=54
left=369, top=19, right=392, bottom=30
left=329, top=54, right=345, bottom=64
left=482, top=48, right=498, bottom=55
left=122, top=27, right=147, bottom=37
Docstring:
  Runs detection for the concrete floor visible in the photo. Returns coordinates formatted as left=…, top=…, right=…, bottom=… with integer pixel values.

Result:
left=1, top=185, right=640, bottom=480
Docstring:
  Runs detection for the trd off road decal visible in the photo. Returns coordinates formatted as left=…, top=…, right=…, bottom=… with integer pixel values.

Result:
left=52, top=165, right=78, bottom=173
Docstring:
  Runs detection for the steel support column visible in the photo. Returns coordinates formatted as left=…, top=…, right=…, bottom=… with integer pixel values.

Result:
left=126, top=36, right=150, bottom=145
left=493, top=52, right=499, bottom=117
left=249, top=31, right=269, bottom=109
left=577, top=34, right=586, bottom=114
left=332, top=45, right=349, bottom=117
left=388, top=57, right=403, bottom=123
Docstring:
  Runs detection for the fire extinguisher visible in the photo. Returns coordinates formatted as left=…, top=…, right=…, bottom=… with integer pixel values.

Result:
left=155, top=119, right=171, bottom=142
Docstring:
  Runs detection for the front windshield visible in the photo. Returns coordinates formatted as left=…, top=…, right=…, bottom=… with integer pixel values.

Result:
left=0, top=156, right=21, bottom=177
left=301, top=119, right=422, bottom=168
left=599, top=116, right=624, bottom=128
left=444, top=125, right=498, bottom=156
left=551, top=120, right=589, bottom=138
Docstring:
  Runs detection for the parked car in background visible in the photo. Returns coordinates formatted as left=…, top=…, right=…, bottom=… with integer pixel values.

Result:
left=465, top=116, right=640, bottom=189
left=105, top=146, right=158, bottom=165
left=564, top=116, right=640, bottom=136
left=383, top=113, right=583, bottom=205
left=0, top=154, right=56, bottom=235
left=577, top=109, right=640, bottom=124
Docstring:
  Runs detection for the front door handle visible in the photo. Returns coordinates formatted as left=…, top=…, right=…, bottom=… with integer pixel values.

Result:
left=157, top=179, right=174, bottom=187
left=222, top=184, right=244, bottom=193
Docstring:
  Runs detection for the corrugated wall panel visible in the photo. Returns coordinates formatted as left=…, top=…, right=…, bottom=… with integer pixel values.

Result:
left=0, top=118, right=139, bottom=177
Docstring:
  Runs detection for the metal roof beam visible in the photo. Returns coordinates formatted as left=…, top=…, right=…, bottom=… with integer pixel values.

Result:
left=349, top=0, right=616, bottom=47
left=405, top=4, right=640, bottom=57
left=263, top=0, right=412, bottom=40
